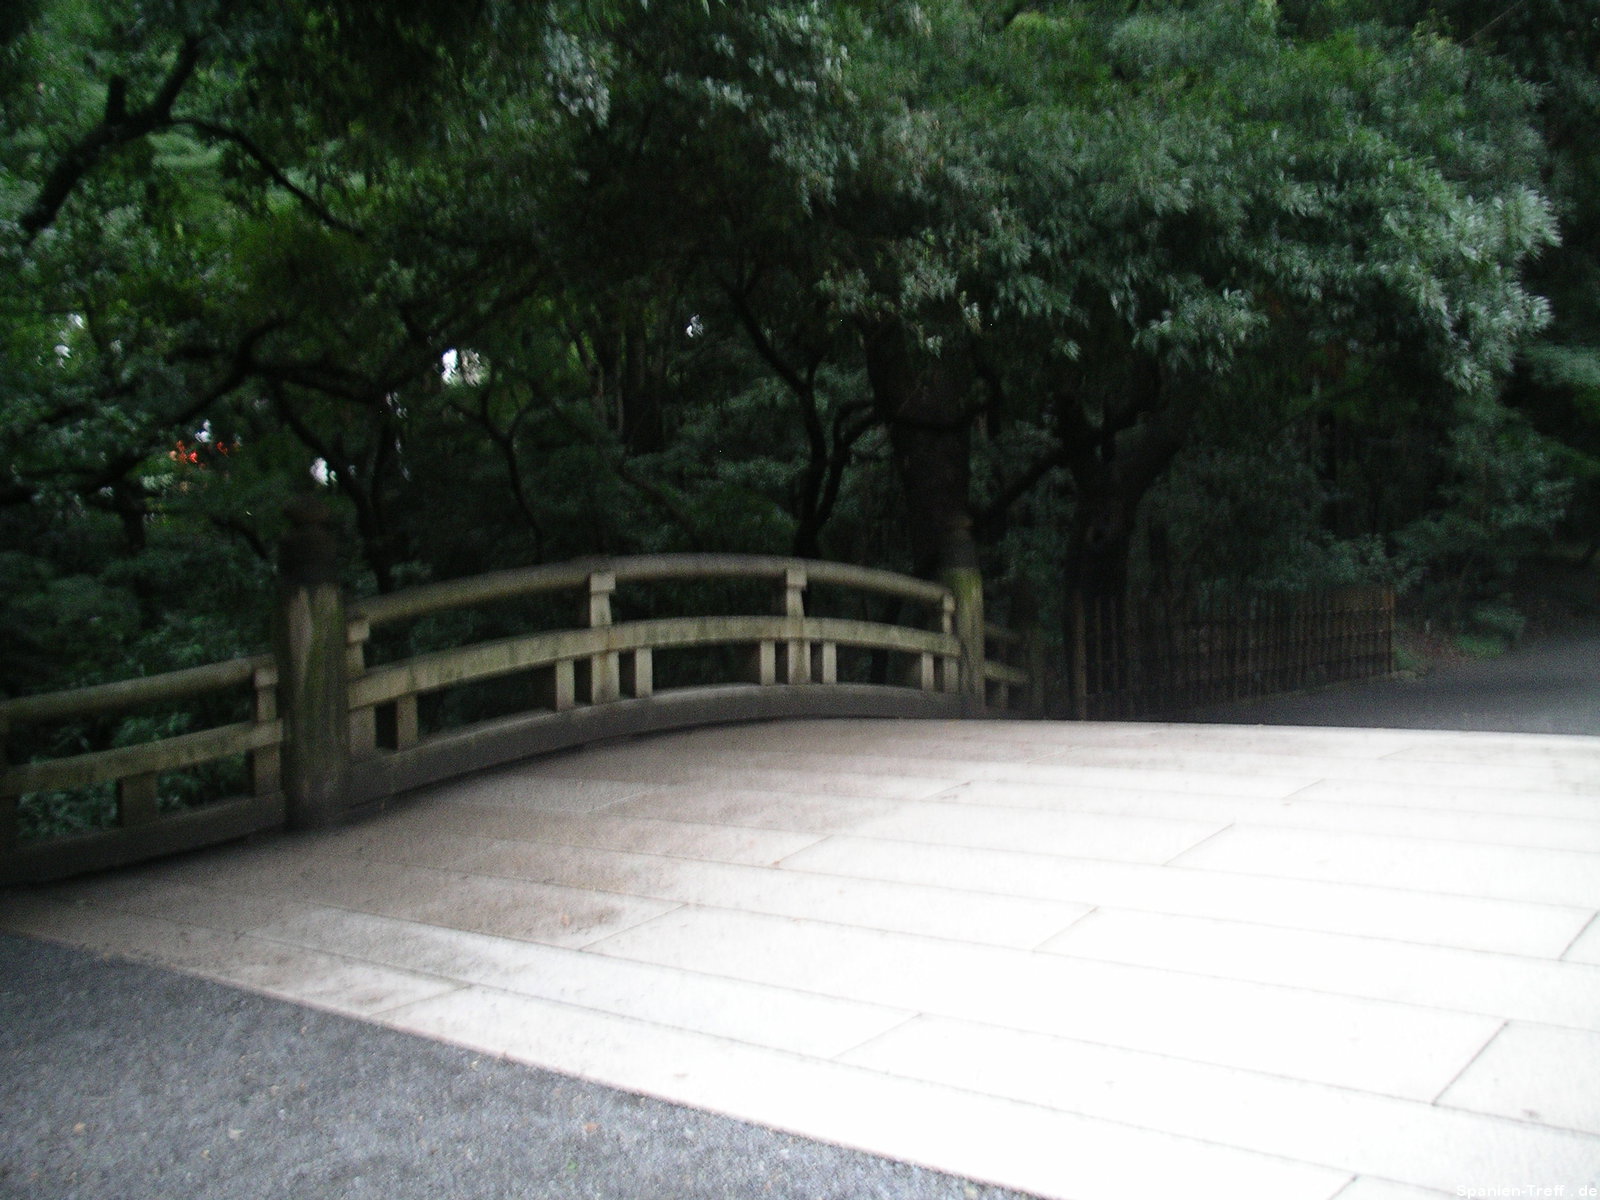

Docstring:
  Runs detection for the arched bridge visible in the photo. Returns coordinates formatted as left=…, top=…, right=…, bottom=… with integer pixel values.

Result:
left=0, top=549, right=1035, bottom=885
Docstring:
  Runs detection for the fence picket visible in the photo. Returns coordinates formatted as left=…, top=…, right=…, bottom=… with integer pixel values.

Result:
left=1069, top=586, right=1395, bottom=720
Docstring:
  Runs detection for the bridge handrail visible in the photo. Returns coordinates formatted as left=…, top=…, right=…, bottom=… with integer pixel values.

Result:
left=353, top=553, right=950, bottom=627
left=350, top=615, right=955, bottom=710
left=337, top=557, right=974, bottom=805
left=1, top=654, right=285, bottom=883
left=4, top=719, right=282, bottom=794
left=0, top=655, right=274, bottom=724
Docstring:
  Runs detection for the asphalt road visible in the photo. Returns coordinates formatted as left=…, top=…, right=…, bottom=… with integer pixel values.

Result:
left=0, top=932, right=1030, bottom=1200
left=4, top=630, right=1596, bottom=1200
left=1187, top=625, right=1600, bottom=736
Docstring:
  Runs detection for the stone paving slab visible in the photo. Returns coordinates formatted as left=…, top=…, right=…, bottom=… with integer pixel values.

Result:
left=3, top=717, right=1600, bottom=1199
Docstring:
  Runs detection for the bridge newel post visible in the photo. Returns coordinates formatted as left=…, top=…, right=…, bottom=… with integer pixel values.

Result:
left=274, top=496, right=350, bottom=830
left=783, top=567, right=810, bottom=685
left=586, top=572, right=620, bottom=704
left=940, top=520, right=986, bottom=716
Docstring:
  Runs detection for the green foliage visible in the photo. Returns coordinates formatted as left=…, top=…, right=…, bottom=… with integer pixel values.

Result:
left=0, top=555, right=142, bottom=693
left=1, top=0, right=1590, bottom=709
left=17, top=782, right=117, bottom=842
left=1453, top=629, right=1513, bottom=659
left=1394, top=402, right=1572, bottom=616
left=1136, top=427, right=1403, bottom=601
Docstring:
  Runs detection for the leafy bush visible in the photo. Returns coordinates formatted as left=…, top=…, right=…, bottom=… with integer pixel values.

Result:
left=1396, top=405, right=1571, bottom=620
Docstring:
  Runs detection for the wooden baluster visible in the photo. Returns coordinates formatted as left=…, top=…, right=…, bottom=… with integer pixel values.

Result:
left=624, top=647, right=653, bottom=699
left=118, top=773, right=159, bottom=827
left=587, top=572, right=619, bottom=704
left=784, top=568, right=809, bottom=685
left=393, top=694, right=419, bottom=750
left=940, top=594, right=959, bottom=692
left=753, top=641, right=777, bottom=686
left=346, top=618, right=376, bottom=758
left=540, top=659, right=575, bottom=712
left=252, top=664, right=281, bottom=797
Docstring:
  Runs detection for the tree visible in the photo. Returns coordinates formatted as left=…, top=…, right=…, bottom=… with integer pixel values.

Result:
left=801, top=2, right=1557, bottom=622
left=0, top=0, right=1573, bottom=706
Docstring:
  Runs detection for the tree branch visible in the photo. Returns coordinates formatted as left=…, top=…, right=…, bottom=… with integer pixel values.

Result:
left=20, top=319, right=283, bottom=502
left=723, top=277, right=816, bottom=403
left=21, top=36, right=203, bottom=242
left=550, top=406, right=706, bottom=550
left=815, top=403, right=877, bottom=531
left=207, top=513, right=272, bottom=563
left=975, top=445, right=1068, bottom=540
left=172, top=118, right=364, bottom=237
left=453, top=387, right=547, bottom=558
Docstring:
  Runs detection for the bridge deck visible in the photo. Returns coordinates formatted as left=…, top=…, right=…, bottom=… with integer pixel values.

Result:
left=4, top=718, right=1599, bottom=1199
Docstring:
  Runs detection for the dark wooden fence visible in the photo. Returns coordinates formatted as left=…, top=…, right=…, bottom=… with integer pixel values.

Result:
left=1065, top=586, right=1396, bottom=720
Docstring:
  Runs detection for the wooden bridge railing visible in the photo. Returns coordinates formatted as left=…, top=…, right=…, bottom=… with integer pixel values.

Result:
left=2, top=519, right=1031, bottom=884
left=338, top=554, right=992, bottom=810
left=0, top=657, right=284, bottom=883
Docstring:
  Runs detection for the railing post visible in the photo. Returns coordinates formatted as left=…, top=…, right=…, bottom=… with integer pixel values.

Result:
left=274, top=497, right=350, bottom=830
left=939, top=595, right=960, bottom=692
left=252, top=664, right=281, bottom=797
left=118, top=774, right=160, bottom=827
left=940, top=521, right=986, bottom=715
left=783, top=567, right=810, bottom=684
left=586, top=572, right=620, bottom=704
left=345, top=618, right=375, bottom=757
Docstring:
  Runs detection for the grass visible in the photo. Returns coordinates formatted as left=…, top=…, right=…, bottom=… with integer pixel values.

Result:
left=1453, top=631, right=1511, bottom=659
left=1394, top=543, right=1600, bottom=675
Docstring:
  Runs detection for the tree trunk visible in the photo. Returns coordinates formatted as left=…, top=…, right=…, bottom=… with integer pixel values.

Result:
left=861, top=321, right=974, bottom=577
left=1064, top=482, right=1137, bottom=610
left=1060, top=418, right=1184, bottom=715
left=619, top=321, right=665, bottom=455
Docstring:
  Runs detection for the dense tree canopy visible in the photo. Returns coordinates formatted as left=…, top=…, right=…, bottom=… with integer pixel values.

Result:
left=1, top=0, right=1589, bottom=700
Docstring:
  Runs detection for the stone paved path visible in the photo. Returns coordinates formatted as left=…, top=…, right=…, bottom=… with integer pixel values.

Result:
left=4, top=717, right=1599, bottom=1199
